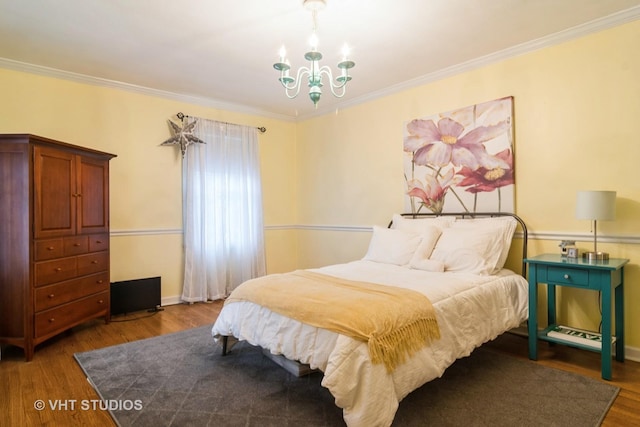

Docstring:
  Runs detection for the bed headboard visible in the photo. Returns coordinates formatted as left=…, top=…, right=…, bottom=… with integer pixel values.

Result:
left=388, top=212, right=528, bottom=277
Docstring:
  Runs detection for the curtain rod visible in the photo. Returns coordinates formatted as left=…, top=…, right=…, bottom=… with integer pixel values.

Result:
left=176, top=112, right=266, bottom=134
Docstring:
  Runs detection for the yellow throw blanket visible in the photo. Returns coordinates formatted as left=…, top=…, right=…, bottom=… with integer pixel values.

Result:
left=225, top=270, right=440, bottom=372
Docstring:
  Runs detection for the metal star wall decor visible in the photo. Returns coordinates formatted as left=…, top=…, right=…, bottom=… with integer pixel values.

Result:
left=161, top=118, right=205, bottom=157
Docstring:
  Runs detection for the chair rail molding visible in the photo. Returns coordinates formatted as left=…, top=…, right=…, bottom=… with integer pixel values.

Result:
left=111, top=226, right=640, bottom=245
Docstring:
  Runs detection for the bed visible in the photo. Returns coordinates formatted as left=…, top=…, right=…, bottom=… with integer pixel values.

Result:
left=211, top=212, right=529, bottom=427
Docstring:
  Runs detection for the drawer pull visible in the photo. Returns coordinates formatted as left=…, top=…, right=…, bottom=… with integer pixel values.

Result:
left=48, top=294, right=55, bottom=299
left=49, top=318, right=55, bottom=323
left=74, top=243, right=81, bottom=247
left=91, top=260, right=99, bottom=264
left=96, top=280, right=104, bottom=284
left=97, top=300, right=104, bottom=304
left=96, top=240, right=103, bottom=244
left=55, top=267, right=62, bottom=272
left=47, top=246, right=55, bottom=251
left=564, top=274, right=570, bottom=279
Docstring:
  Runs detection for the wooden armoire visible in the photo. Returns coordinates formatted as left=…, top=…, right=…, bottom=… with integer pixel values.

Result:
left=0, top=134, right=116, bottom=360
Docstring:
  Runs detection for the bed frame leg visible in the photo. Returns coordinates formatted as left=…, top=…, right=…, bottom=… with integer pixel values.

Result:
left=222, top=336, right=228, bottom=356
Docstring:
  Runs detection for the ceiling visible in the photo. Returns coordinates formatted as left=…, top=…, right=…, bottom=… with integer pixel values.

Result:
left=1, top=0, right=639, bottom=120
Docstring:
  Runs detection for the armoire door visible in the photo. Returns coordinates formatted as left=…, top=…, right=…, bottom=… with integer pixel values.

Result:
left=33, top=146, right=77, bottom=239
left=77, top=155, right=110, bottom=235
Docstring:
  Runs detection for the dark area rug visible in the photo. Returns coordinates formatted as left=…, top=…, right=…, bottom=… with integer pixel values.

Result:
left=74, top=326, right=619, bottom=426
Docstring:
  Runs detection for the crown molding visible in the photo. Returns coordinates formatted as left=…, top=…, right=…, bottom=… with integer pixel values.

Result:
left=0, top=57, right=294, bottom=122
left=301, top=6, right=640, bottom=120
left=3, top=6, right=637, bottom=123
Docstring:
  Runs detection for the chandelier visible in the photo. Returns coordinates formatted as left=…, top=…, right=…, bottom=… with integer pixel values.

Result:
left=273, top=0, right=355, bottom=107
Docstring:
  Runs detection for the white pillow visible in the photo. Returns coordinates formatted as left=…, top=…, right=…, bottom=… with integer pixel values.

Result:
left=408, top=225, right=443, bottom=267
left=431, top=217, right=517, bottom=275
left=363, top=226, right=423, bottom=266
left=451, top=217, right=517, bottom=273
left=391, top=213, right=455, bottom=232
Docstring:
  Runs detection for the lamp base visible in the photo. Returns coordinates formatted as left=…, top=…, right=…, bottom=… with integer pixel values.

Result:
left=582, top=251, right=609, bottom=262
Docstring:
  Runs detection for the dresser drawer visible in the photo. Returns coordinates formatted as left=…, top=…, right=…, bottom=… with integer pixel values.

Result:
left=35, top=236, right=91, bottom=261
left=35, top=272, right=110, bottom=311
left=547, top=266, right=590, bottom=287
left=34, top=238, right=64, bottom=261
left=77, top=252, right=109, bottom=276
left=63, top=236, right=89, bottom=256
left=89, top=234, right=109, bottom=252
left=35, top=291, right=109, bottom=338
left=34, top=257, right=77, bottom=286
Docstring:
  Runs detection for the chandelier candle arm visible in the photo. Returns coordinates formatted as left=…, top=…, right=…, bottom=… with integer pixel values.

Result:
left=336, top=43, right=355, bottom=84
left=273, top=0, right=355, bottom=107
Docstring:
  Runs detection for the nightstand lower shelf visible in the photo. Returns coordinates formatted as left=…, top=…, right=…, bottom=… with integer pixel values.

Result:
left=539, top=325, right=616, bottom=352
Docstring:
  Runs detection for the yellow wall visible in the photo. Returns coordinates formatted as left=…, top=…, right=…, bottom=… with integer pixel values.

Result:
left=1, top=19, right=638, bottom=353
left=295, top=20, right=640, bottom=350
left=0, top=68, right=298, bottom=300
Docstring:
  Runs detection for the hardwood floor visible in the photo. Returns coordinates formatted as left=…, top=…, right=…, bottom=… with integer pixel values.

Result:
left=0, top=301, right=223, bottom=427
left=1, top=301, right=638, bottom=426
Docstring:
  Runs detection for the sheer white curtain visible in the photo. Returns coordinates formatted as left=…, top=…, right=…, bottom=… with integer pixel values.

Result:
left=181, top=118, right=266, bottom=302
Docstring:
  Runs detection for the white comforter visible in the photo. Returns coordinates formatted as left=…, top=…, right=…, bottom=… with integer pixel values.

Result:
left=211, top=260, right=529, bottom=427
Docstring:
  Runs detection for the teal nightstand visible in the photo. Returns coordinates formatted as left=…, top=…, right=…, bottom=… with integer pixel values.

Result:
left=525, top=254, right=629, bottom=380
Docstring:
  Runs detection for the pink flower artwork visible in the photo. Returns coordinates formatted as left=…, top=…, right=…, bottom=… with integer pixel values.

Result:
left=403, top=96, right=515, bottom=214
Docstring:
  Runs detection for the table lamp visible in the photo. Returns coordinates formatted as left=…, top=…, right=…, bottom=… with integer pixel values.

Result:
left=575, top=190, right=616, bottom=261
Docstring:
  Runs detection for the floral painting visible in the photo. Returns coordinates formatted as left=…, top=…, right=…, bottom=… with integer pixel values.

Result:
left=403, top=96, right=514, bottom=214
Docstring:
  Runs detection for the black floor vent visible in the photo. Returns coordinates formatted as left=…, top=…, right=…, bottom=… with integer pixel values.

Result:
left=110, top=276, right=161, bottom=315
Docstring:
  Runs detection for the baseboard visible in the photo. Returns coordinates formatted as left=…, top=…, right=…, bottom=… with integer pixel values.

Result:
left=162, top=295, right=183, bottom=306
left=162, top=295, right=228, bottom=307
left=625, top=345, right=640, bottom=363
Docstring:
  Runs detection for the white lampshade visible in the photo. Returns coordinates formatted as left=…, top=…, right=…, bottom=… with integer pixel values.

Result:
left=575, top=191, right=616, bottom=221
